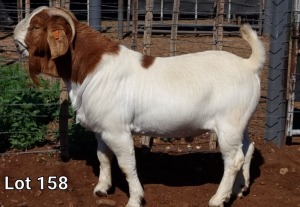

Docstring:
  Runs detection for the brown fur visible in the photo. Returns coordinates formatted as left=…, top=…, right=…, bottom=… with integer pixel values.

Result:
left=141, top=55, right=155, bottom=69
left=25, top=9, right=120, bottom=85
left=71, top=23, right=120, bottom=83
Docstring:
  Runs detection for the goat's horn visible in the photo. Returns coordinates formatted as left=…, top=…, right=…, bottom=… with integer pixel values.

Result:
left=47, top=7, right=76, bottom=42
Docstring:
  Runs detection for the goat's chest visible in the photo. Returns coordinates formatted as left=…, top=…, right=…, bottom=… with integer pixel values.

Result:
left=68, top=79, right=130, bottom=132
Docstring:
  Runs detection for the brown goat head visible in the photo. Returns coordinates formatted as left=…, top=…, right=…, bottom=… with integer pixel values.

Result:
left=24, top=8, right=75, bottom=84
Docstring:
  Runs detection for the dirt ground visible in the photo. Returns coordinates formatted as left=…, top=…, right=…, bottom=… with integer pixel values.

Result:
left=0, top=138, right=299, bottom=207
left=1, top=26, right=300, bottom=207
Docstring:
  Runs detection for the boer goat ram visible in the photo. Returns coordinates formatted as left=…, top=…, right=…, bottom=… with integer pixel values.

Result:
left=14, top=6, right=265, bottom=207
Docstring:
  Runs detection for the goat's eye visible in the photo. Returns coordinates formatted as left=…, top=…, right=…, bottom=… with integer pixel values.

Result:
left=32, top=24, right=40, bottom=30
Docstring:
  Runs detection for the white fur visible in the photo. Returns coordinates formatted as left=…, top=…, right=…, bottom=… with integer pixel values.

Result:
left=14, top=9, right=265, bottom=207
left=70, top=35, right=264, bottom=206
left=13, top=6, right=48, bottom=57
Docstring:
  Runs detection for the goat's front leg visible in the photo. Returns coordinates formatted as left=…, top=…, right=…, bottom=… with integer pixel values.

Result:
left=102, top=131, right=144, bottom=207
left=94, top=133, right=114, bottom=197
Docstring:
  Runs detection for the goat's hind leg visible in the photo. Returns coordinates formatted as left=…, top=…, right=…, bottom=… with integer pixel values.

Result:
left=232, top=130, right=255, bottom=198
left=209, top=127, right=245, bottom=207
left=94, top=133, right=114, bottom=197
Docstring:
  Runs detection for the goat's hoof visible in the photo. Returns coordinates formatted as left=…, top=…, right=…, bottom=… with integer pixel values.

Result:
left=208, top=203, right=224, bottom=207
left=94, top=190, right=108, bottom=197
left=208, top=196, right=224, bottom=207
left=233, top=184, right=248, bottom=198
left=125, top=199, right=143, bottom=207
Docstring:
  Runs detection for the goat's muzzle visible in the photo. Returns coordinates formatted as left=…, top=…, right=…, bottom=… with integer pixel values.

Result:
left=14, top=40, right=29, bottom=57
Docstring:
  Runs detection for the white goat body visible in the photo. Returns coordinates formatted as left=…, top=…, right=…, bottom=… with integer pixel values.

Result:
left=74, top=47, right=260, bottom=137
left=14, top=6, right=265, bottom=207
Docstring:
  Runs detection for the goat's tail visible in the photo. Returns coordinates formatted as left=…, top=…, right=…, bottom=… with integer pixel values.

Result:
left=240, top=24, right=265, bottom=72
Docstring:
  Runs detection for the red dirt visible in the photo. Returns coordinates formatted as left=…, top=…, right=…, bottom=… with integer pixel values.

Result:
left=0, top=139, right=299, bottom=207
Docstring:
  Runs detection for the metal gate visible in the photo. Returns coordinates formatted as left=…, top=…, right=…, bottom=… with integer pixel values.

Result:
left=286, top=0, right=300, bottom=142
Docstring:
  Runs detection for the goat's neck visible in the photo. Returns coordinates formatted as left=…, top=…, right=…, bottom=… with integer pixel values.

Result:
left=70, top=23, right=120, bottom=85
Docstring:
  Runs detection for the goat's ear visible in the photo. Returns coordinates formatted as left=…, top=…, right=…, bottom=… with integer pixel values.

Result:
left=47, top=29, right=69, bottom=59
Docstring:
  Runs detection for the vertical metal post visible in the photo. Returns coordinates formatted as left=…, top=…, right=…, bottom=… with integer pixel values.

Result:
left=127, top=0, right=131, bottom=33
left=118, top=0, right=124, bottom=39
left=89, top=0, right=102, bottom=31
left=160, top=0, right=164, bottom=23
left=227, top=0, right=231, bottom=22
left=263, top=0, right=272, bottom=35
left=170, top=0, right=180, bottom=56
left=195, top=0, right=198, bottom=22
left=265, top=0, right=292, bottom=147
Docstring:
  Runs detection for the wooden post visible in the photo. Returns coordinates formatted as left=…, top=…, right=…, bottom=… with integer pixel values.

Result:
left=213, top=0, right=224, bottom=51
left=143, top=0, right=153, bottom=55
left=59, top=80, right=69, bottom=161
left=131, top=0, right=138, bottom=50
left=49, top=0, right=59, bottom=7
left=17, top=0, right=23, bottom=22
left=25, top=0, right=30, bottom=17
left=141, top=0, right=154, bottom=151
left=62, top=0, right=70, bottom=9
left=170, top=0, right=180, bottom=56
left=49, top=0, right=70, bottom=160
left=210, top=0, right=224, bottom=149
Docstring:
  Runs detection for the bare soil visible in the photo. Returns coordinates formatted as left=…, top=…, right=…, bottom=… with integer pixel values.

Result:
left=0, top=139, right=299, bottom=207
left=1, top=28, right=300, bottom=207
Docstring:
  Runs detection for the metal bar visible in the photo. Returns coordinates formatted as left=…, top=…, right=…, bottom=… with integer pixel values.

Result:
left=160, top=0, right=164, bottom=23
left=263, top=0, right=272, bottom=35
left=265, top=0, right=292, bottom=147
left=137, top=29, right=240, bottom=35
left=195, top=0, right=198, bottom=21
left=127, top=0, right=131, bottom=33
left=291, top=129, right=300, bottom=135
left=227, top=0, right=231, bottom=22
left=89, top=0, right=102, bottom=31
left=118, top=0, right=124, bottom=39
left=286, top=0, right=300, bottom=139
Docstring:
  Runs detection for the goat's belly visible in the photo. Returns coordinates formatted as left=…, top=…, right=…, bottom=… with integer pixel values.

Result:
left=130, top=124, right=208, bottom=138
left=130, top=118, right=208, bottom=138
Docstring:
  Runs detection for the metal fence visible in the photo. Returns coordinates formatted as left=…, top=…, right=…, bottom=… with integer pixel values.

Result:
left=0, top=0, right=297, bottom=155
